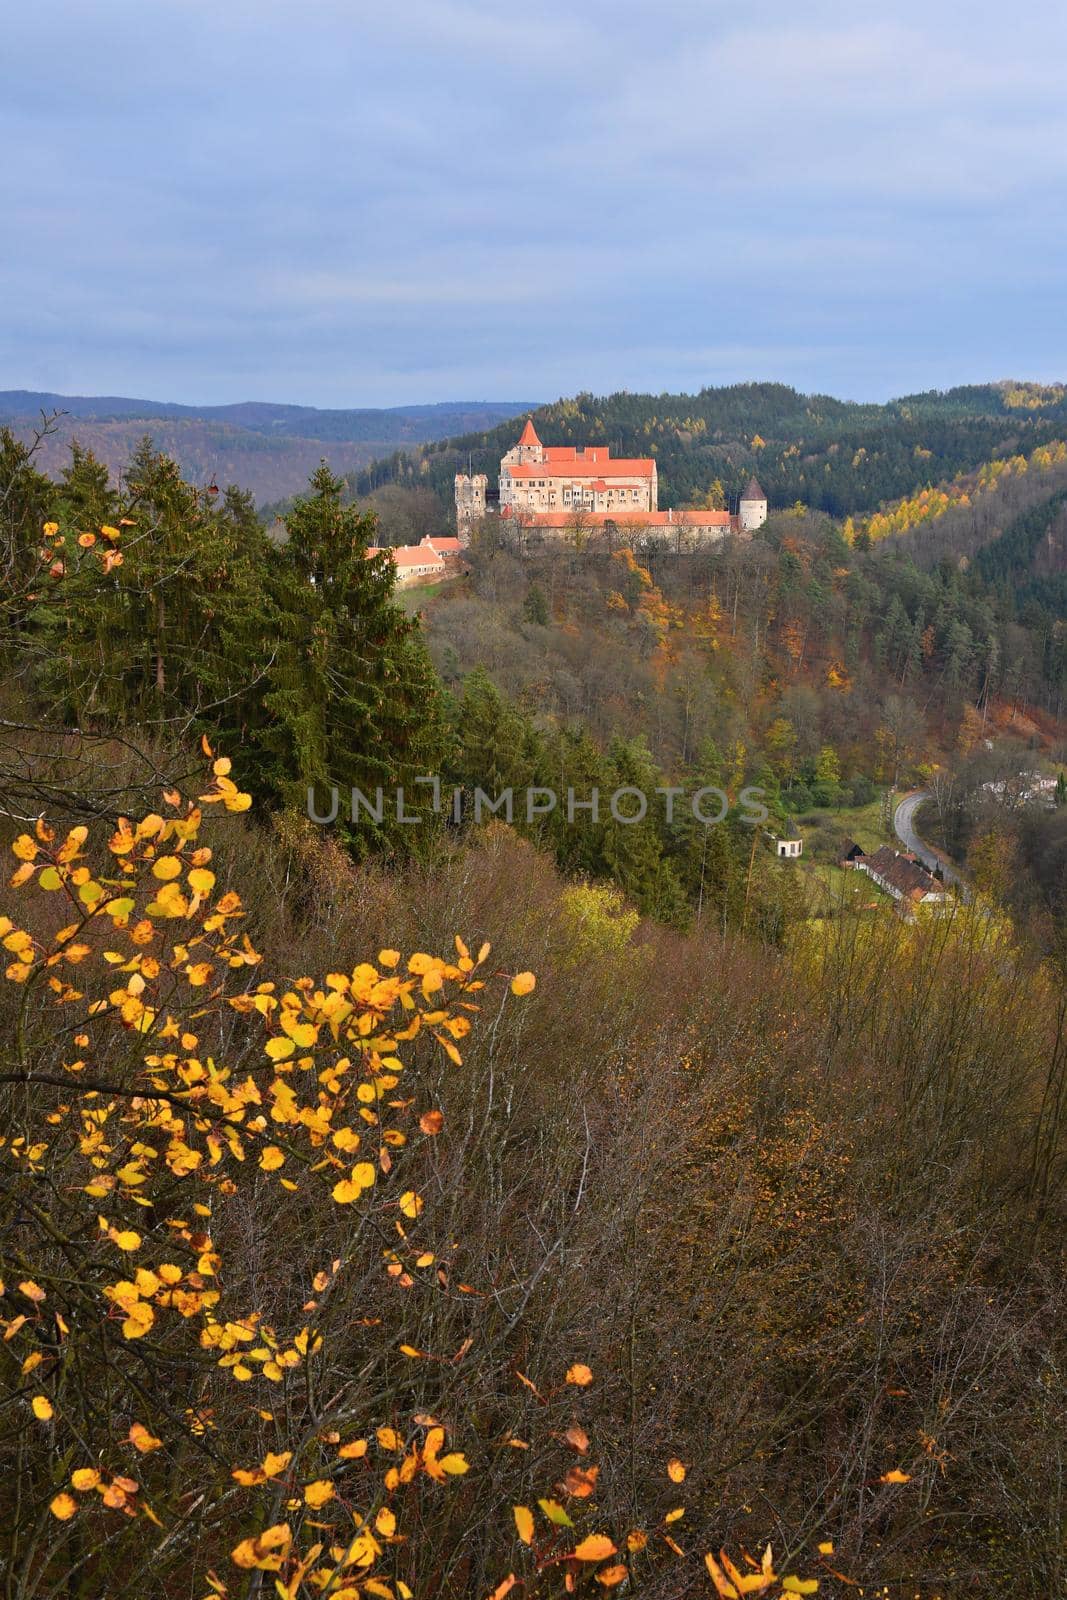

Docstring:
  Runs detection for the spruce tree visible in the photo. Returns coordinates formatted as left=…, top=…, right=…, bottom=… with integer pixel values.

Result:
left=261, top=462, right=444, bottom=853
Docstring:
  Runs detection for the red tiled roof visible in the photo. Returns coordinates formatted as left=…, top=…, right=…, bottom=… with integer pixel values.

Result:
left=861, top=846, right=943, bottom=899
left=518, top=419, right=541, bottom=446
left=421, top=535, right=462, bottom=553
left=505, top=457, right=655, bottom=480
left=368, top=544, right=445, bottom=569
left=393, top=546, right=444, bottom=568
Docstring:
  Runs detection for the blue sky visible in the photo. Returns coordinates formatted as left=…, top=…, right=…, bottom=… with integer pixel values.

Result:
left=3, top=0, right=1066, bottom=407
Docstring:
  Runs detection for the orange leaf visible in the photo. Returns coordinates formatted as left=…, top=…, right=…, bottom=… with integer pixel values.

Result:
left=564, top=1464, right=599, bottom=1498
left=513, top=1504, right=534, bottom=1545
left=566, top=1363, right=593, bottom=1387
left=574, top=1535, right=618, bottom=1562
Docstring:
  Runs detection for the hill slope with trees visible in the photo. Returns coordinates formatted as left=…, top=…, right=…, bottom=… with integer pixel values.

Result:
left=352, top=378, right=1067, bottom=520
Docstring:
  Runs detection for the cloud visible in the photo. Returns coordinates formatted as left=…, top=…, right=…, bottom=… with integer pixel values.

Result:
left=1, top=0, right=1065, bottom=404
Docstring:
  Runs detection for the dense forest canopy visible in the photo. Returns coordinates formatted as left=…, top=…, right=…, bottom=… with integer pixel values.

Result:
left=349, top=379, right=1067, bottom=521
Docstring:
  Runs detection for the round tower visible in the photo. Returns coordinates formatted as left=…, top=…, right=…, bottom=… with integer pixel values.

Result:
left=739, top=475, right=768, bottom=532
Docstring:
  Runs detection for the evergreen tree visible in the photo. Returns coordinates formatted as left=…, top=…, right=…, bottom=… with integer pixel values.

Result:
left=261, top=462, right=444, bottom=852
left=522, top=583, right=549, bottom=627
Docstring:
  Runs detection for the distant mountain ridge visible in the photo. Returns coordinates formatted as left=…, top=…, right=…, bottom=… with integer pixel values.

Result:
left=0, top=390, right=538, bottom=504
left=0, top=391, right=537, bottom=442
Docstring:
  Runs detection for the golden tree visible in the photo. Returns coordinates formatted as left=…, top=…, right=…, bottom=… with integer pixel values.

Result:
left=1, top=744, right=817, bottom=1599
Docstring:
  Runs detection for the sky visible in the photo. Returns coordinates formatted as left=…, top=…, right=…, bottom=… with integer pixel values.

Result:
left=3, top=0, right=1066, bottom=409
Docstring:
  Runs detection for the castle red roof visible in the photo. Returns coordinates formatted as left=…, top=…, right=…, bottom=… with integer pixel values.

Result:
left=518, top=419, right=541, bottom=446
left=505, top=454, right=655, bottom=481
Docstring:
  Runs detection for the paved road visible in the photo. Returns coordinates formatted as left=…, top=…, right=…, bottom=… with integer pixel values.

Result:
left=894, top=789, right=968, bottom=892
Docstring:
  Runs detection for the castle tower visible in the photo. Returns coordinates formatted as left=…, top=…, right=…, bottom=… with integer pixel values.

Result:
left=511, top=417, right=544, bottom=466
left=454, top=471, right=487, bottom=540
left=739, top=475, right=768, bottom=532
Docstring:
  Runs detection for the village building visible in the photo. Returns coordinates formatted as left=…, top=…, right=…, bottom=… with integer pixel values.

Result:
left=367, top=535, right=466, bottom=589
left=455, top=419, right=768, bottom=545
left=838, top=839, right=866, bottom=868
left=768, top=828, right=804, bottom=859
left=855, top=846, right=950, bottom=911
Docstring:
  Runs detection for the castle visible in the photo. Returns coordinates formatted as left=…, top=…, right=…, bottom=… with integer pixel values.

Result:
left=455, top=419, right=767, bottom=547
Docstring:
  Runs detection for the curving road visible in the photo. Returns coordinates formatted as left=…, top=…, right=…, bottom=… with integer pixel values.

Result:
left=893, top=789, right=968, bottom=893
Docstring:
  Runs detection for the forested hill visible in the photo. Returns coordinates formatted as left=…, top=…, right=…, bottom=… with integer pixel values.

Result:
left=352, top=379, right=1067, bottom=520
left=0, top=391, right=536, bottom=505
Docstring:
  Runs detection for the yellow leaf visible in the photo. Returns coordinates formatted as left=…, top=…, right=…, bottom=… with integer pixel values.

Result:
left=510, top=971, right=536, bottom=996
left=231, top=1524, right=291, bottom=1571
left=50, top=1493, right=77, bottom=1521
left=597, top=1567, right=628, bottom=1588
left=566, top=1363, right=593, bottom=1387
left=112, top=1230, right=142, bottom=1252
left=439, top=1452, right=468, bottom=1475
left=265, top=1037, right=295, bottom=1061
left=151, top=856, right=183, bottom=881
left=71, top=1468, right=101, bottom=1491
left=513, top=1504, right=534, bottom=1545
left=259, top=1146, right=285, bottom=1171
left=879, top=1469, right=911, bottom=1484
left=574, top=1534, right=618, bottom=1561
left=781, top=1581, right=819, bottom=1595
left=303, top=1479, right=335, bottom=1508
left=32, top=1395, right=54, bottom=1421
left=817, top=1542, right=834, bottom=1555
left=338, top=1439, right=368, bottom=1460
left=122, top=1302, right=154, bottom=1339
left=665, top=1507, right=684, bottom=1524
left=398, top=1190, right=423, bottom=1219
left=667, top=1458, right=686, bottom=1483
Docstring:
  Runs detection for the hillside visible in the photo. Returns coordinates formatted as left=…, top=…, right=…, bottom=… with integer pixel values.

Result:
left=352, top=379, right=1067, bottom=522
left=3, top=414, right=1067, bottom=1600
left=0, top=391, right=536, bottom=504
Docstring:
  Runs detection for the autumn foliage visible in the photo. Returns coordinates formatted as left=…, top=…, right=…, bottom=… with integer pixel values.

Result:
left=0, top=750, right=827, bottom=1598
